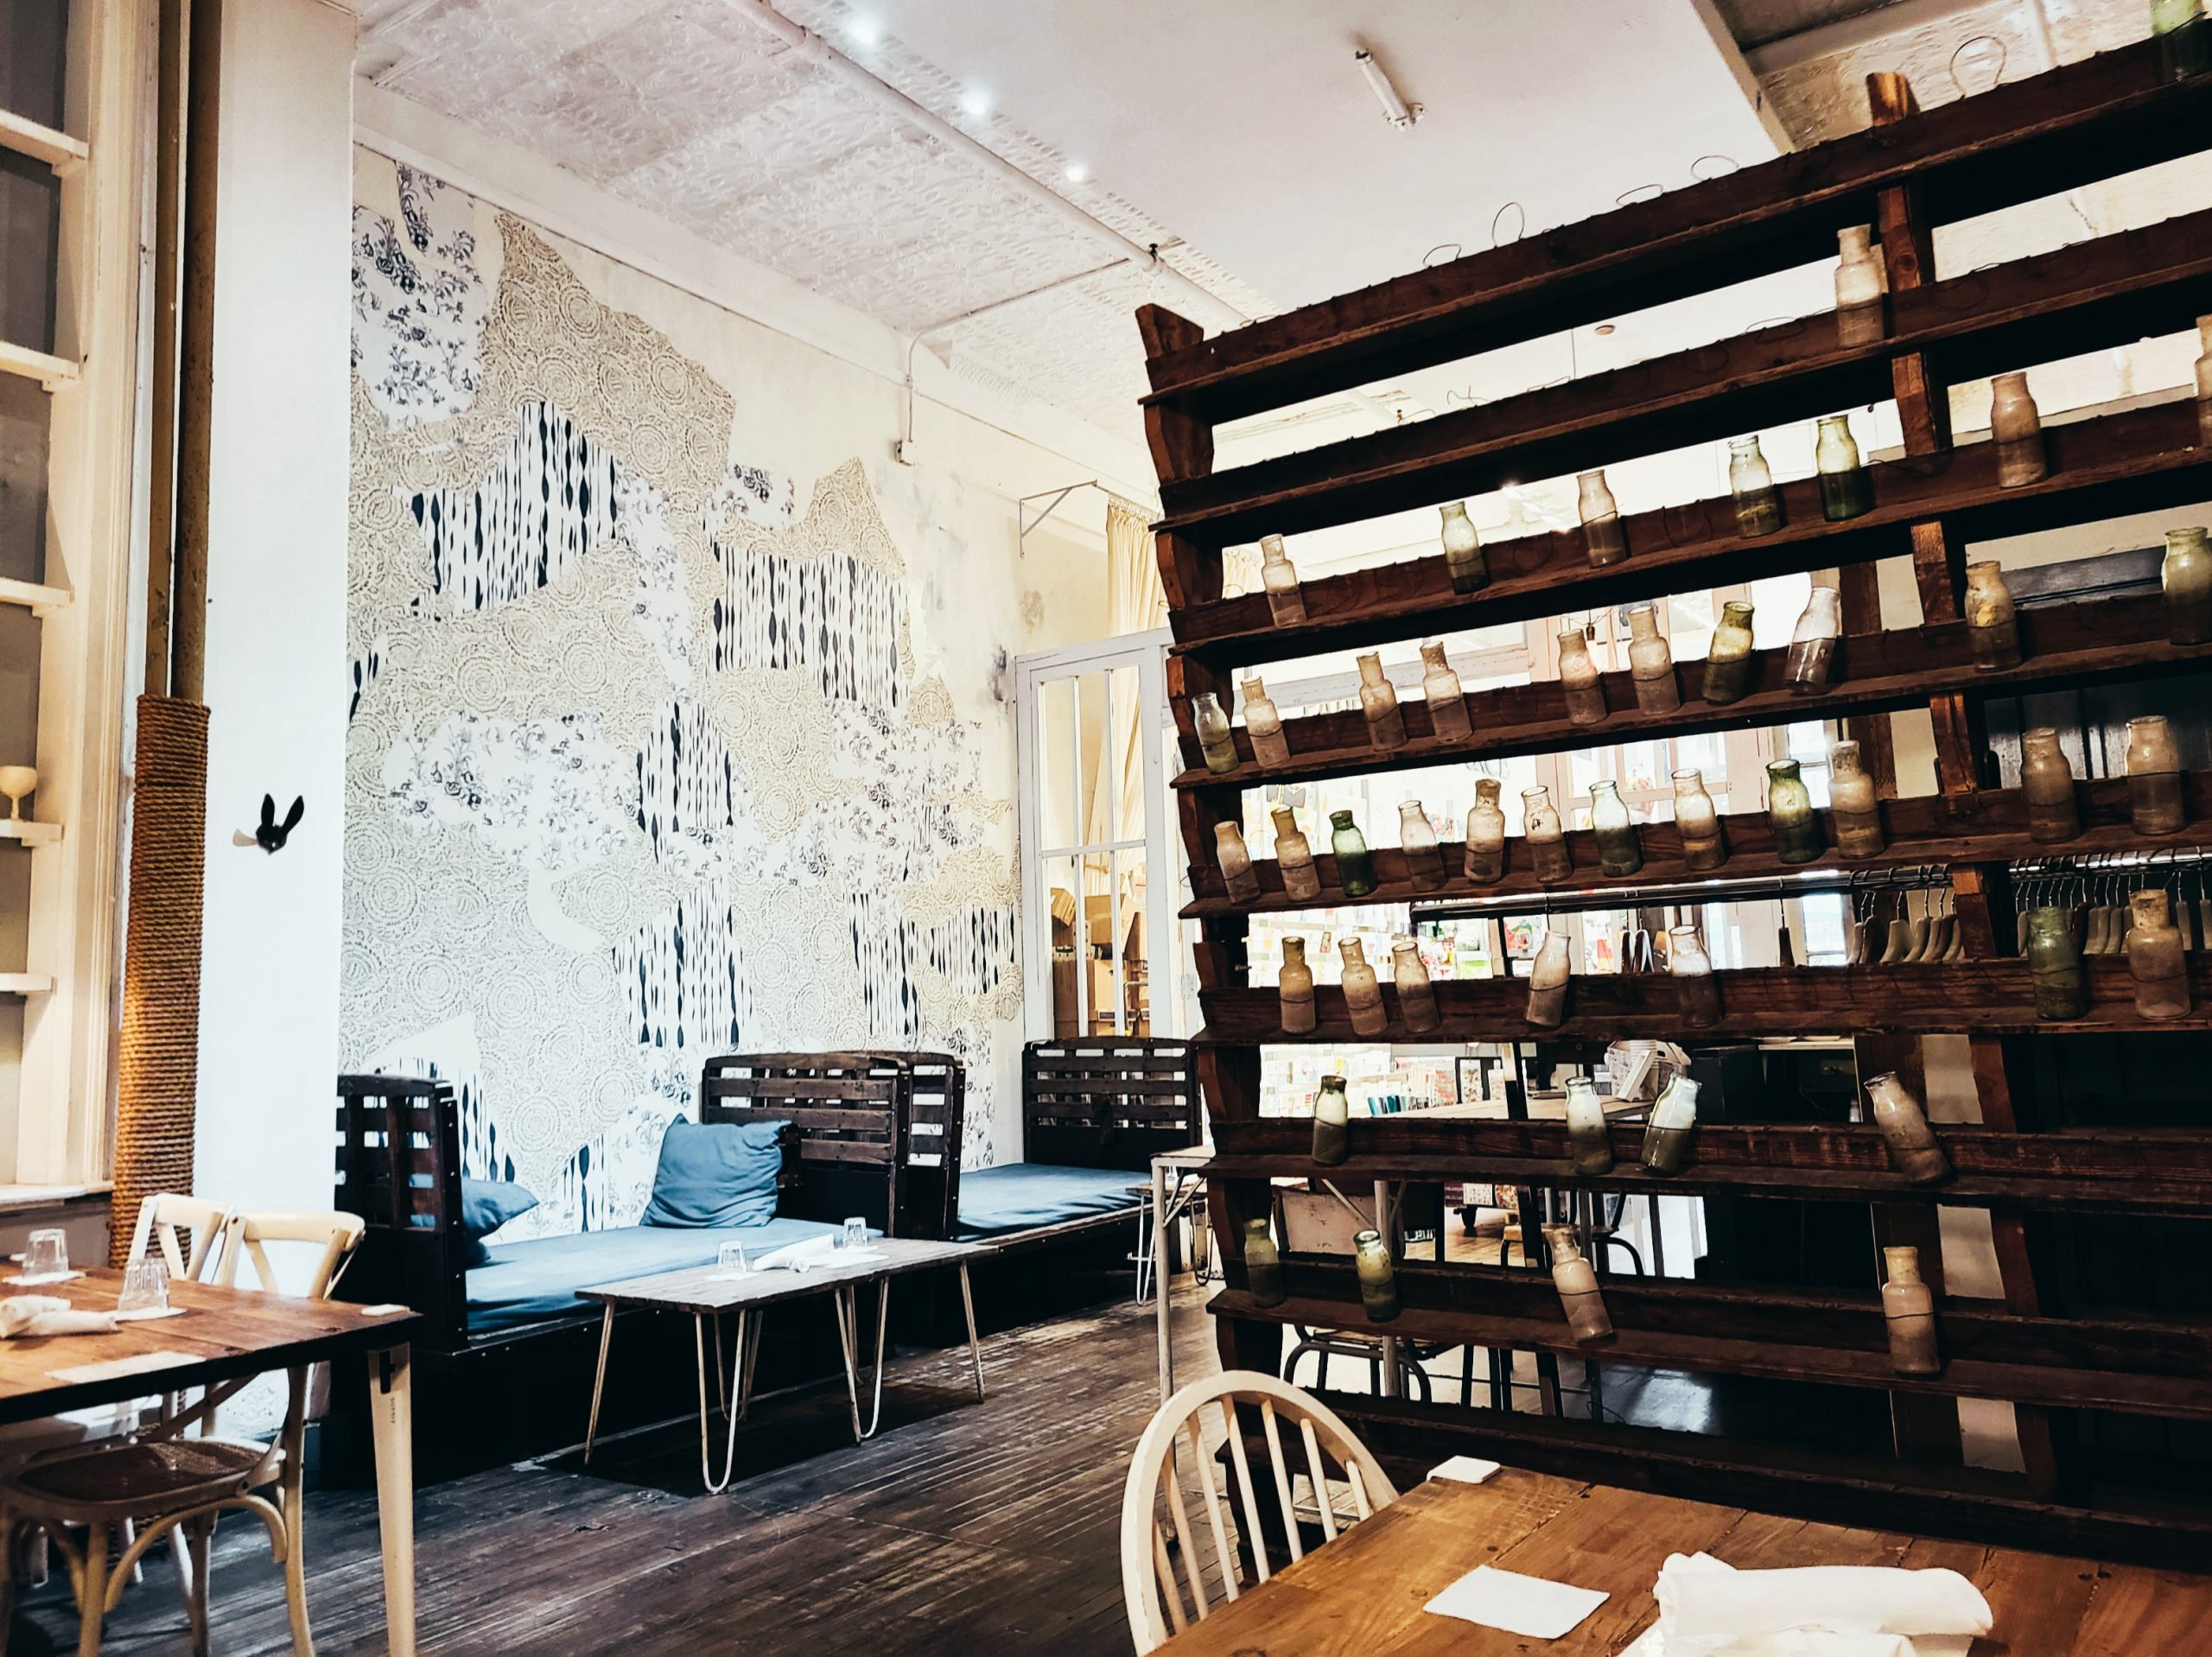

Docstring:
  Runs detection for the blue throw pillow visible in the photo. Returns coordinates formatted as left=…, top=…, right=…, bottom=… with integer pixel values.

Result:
left=459, top=1178, right=538, bottom=1267
left=641, top=1118, right=785, bottom=1229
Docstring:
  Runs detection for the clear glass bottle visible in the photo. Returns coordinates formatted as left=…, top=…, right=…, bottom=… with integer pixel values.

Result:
left=1332, top=810, right=1377, bottom=898
left=1988, top=371, right=2046, bottom=488
left=1312, top=1072, right=1350, bottom=1165
left=1642, top=1075, right=1701, bottom=1175
left=2024, top=905, right=2088, bottom=1021
left=1399, top=799, right=1446, bottom=892
left=1278, top=935, right=1317, bottom=1034
left=2153, top=0, right=2212, bottom=83
left=1828, top=740, right=1884, bottom=858
left=1815, top=413, right=1874, bottom=522
left=1464, top=778, right=1506, bottom=883
left=1669, top=924, right=1720, bottom=1027
left=1545, top=1224, right=1614, bottom=1342
left=1241, top=1216, right=1287, bottom=1308
left=1440, top=500, right=1487, bottom=594
left=2127, top=889, right=2191, bottom=1019
left=1191, top=691, right=1238, bottom=774
left=1964, top=561, right=2020, bottom=671
left=1558, top=625, right=1609, bottom=727
left=1881, top=1246, right=1941, bottom=1376
left=1392, top=935, right=1440, bottom=1034
left=1866, top=1071, right=1950, bottom=1184
left=1421, top=642, right=1471, bottom=741
left=1353, top=1228, right=1400, bottom=1323
left=1523, top=786, right=1573, bottom=884
left=1357, top=651, right=1407, bottom=751
left=1625, top=603, right=1679, bottom=714
left=1590, top=779, right=1643, bottom=878
left=1340, top=937, right=1387, bottom=1038
left=2126, top=714, right=2185, bottom=835
left=1242, top=676, right=1290, bottom=767
left=2197, top=316, right=2212, bottom=444
left=1767, top=759, right=1822, bottom=865
left=1213, top=821, right=1258, bottom=905
left=1526, top=928, right=1573, bottom=1027
left=1785, top=586, right=1843, bottom=694
left=1728, top=435, right=1783, bottom=537
left=1579, top=469, right=1627, bottom=567
left=1702, top=600, right=1758, bottom=704
left=2163, top=526, right=2212, bottom=645
left=1260, top=532, right=1306, bottom=626
left=1672, top=769, right=1726, bottom=872
left=1273, top=807, right=1323, bottom=903
left=2020, top=728, right=2080, bottom=844
left=1564, top=1077, right=1612, bottom=1174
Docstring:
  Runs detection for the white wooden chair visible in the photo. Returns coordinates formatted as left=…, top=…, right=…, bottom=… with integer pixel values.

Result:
left=1121, top=1369, right=1398, bottom=1654
left=0, top=1209, right=363, bottom=1657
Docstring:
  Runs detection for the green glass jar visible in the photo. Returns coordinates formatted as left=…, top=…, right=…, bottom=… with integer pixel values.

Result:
left=1353, top=1228, right=1400, bottom=1323
left=2024, top=905, right=2088, bottom=1021
left=2163, top=525, right=2212, bottom=645
left=1241, top=1216, right=1287, bottom=1308
left=1589, top=779, right=1643, bottom=878
left=1728, top=435, right=1783, bottom=536
left=1330, top=810, right=1376, bottom=898
left=1766, top=759, right=1822, bottom=865
left=1702, top=601, right=1758, bottom=704
left=1815, top=414, right=1874, bottom=522
left=1312, top=1074, right=1350, bottom=1166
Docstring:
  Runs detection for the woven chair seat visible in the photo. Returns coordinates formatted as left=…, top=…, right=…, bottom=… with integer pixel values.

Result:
left=5, top=1436, right=276, bottom=1520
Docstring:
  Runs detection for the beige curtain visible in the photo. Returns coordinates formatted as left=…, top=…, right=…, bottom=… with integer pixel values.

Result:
left=1088, top=499, right=1164, bottom=853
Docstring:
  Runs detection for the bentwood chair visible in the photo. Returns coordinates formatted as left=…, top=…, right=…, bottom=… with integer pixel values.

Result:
left=0, top=1209, right=364, bottom=1657
left=1121, top=1370, right=1398, bottom=1654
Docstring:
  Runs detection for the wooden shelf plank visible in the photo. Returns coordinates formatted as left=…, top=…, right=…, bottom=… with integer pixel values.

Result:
left=1196, top=955, right=2212, bottom=1042
left=0, top=340, right=79, bottom=391
left=0, top=820, right=62, bottom=848
left=1141, top=38, right=2211, bottom=423
left=0, top=108, right=86, bottom=173
left=1157, top=206, right=2212, bottom=549
left=1167, top=397, right=2212, bottom=663
left=1173, top=591, right=2207, bottom=793
left=0, top=578, right=72, bottom=619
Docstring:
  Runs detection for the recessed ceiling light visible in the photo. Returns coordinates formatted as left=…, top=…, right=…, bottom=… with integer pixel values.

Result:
left=1065, top=162, right=1090, bottom=183
left=960, top=90, right=991, bottom=117
left=848, top=17, right=880, bottom=46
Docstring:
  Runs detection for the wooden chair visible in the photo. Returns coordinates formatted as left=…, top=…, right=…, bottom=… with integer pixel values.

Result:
left=0, top=1209, right=364, bottom=1657
left=1120, top=1369, right=1397, bottom=1654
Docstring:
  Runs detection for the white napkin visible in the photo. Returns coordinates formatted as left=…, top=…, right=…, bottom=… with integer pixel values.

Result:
left=748, top=1235, right=839, bottom=1273
left=1426, top=1565, right=1608, bottom=1639
left=0, top=1294, right=116, bottom=1338
left=1429, top=1454, right=1502, bottom=1484
left=1649, top=1552, right=1988, bottom=1657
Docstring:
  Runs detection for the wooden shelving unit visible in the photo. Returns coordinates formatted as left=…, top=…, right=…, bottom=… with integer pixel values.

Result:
left=1138, top=39, right=2212, bottom=1563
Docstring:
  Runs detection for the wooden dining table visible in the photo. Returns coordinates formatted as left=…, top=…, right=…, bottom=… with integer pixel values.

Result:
left=1153, top=1468, right=2210, bottom=1654
left=0, top=1268, right=421, bottom=1654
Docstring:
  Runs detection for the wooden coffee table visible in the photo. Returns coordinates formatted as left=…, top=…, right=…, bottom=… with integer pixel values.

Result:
left=578, top=1236, right=993, bottom=1491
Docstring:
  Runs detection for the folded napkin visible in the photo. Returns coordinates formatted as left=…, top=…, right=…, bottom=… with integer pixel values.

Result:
left=0, top=1294, right=117, bottom=1339
left=1652, top=1552, right=1989, bottom=1657
left=748, top=1235, right=839, bottom=1273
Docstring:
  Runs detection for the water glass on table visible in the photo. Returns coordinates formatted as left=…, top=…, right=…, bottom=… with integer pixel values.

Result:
left=22, top=1228, right=67, bottom=1282
left=715, top=1241, right=750, bottom=1278
left=118, top=1257, right=170, bottom=1316
left=842, top=1217, right=868, bottom=1252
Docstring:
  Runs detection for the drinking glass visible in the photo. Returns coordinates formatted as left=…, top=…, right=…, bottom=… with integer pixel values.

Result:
left=23, top=1228, right=67, bottom=1281
left=715, top=1241, right=750, bottom=1277
left=842, top=1217, right=869, bottom=1252
left=118, top=1257, right=170, bottom=1315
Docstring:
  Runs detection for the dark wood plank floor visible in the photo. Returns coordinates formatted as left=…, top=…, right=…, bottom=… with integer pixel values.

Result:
left=13, top=1286, right=1219, bottom=1656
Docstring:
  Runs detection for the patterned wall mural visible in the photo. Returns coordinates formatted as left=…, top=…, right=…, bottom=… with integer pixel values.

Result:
left=344, top=156, right=1020, bottom=1239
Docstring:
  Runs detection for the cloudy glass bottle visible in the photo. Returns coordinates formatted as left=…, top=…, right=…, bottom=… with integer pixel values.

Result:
left=1728, top=435, right=1783, bottom=536
left=1399, top=799, right=1446, bottom=891
left=1439, top=500, right=1487, bottom=594
left=1589, top=779, right=1643, bottom=878
left=1815, top=413, right=1874, bottom=522
left=2163, top=526, right=2212, bottom=645
left=1260, top=533, right=1306, bottom=626
left=1392, top=936, right=1440, bottom=1034
left=1525, top=929, right=1573, bottom=1028
left=1421, top=642, right=1471, bottom=740
left=1625, top=603, right=1679, bottom=714
left=1241, top=676, right=1290, bottom=767
left=2020, top=727, right=2080, bottom=844
left=1213, top=821, right=1258, bottom=904
left=1464, top=778, right=1506, bottom=882
left=1357, top=652, right=1407, bottom=751
left=1784, top=586, right=1842, bottom=694
left=1558, top=626, right=1608, bottom=727
left=2126, top=715, right=2184, bottom=835
left=1522, top=786, right=1572, bottom=884
left=1672, top=769, right=1726, bottom=871
left=1191, top=691, right=1237, bottom=774
left=1964, top=562, right=2021, bottom=671
left=1579, top=469, right=1627, bottom=567
left=1827, top=740, right=1884, bottom=858
left=1272, top=806, right=1323, bottom=902
left=1277, top=935, right=1316, bottom=1034
left=1340, top=938, right=1387, bottom=1038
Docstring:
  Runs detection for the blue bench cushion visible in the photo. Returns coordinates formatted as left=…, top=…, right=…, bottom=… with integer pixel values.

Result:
left=956, top=1162, right=1144, bottom=1240
left=640, top=1117, right=785, bottom=1228
left=464, top=1217, right=842, bottom=1334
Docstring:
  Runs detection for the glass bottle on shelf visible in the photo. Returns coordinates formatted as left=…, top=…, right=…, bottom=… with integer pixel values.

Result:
left=1590, top=779, right=1643, bottom=878
left=1558, top=625, right=1609, bottom=727
left=2019, top=728, right=2080, bottom=844
left=2024, top=905, right=2089, bottom=1020
left=1526, top=929, right=1573, bottom=1027
left=1399, top=799, right=1446, bottom=892
left=1827, top=740, right=1885, bottom=858
left=2127, top=889, right=2191, bottom=1019
left=1353, top=1228, right=1400, bottom=1323
left=1278, top=936, right=1317, bottom=1034
left=1357, top=652, right=1408, bottom=751
left=1440, top=500, right=1488, bottom=594
left=2197, top=315, right=2212, bottom=444
left=1564, top=1077, right=1613, bottom=1174
left=1702, top=600, right=1758, bottom=704
left=1332, top=810, right=1378, bottom=898
left=1191, top=691, right=1238, bottom=774
left=1241, top=1216, right=1287, bottom=1308
left=1815, top=414, right=1874, bottom=522
left=1728, top=435, right=1783, bottom=537
left=1273, top=807, right=1323, bottom=902
left=1625, top=603, right=1679, bottom=714
left=1866, top=1071, right=1950, bottom=1184
left=1784, top=585, right=1842, bottom=694
left=1963, top=561, right=2021, bottom=671
left=1881, top=1247, right=1942, bottom=1376
left=2126, top=715, right=2185, bottom=835
left=1834, top=225, right=1886, bottom=327
left=1392, top=936, right=1440, bottom=1034
left=1579, top=469, right=1628, bottom=567
left=1669, top=924, right=1720, bottom=1027
left=1660, top=774, right=1722, bottom=877
left=2152, top=0, right=2212, bottom=82
left=2163, top=526, right=2212, bottom=645
left=1766, top=759, right=1823, bottom=865
left=1523, top=787, right=1573, bottom=884
left=1641, top=1075, right=1701, bottom=1175
left=1260, top=533, right=1306, bottom=626
left=1989, top=371, right=2046, bottom=488
left=1544, top=1225, right=1614, bottom=1342
left=1421, top=642, right=1471, bottom=740
left=1340, top=938, right=1388, bottom=1038
left=1465, top=778, right=1507, bottom=883
left=1312, top=1072, right=1350, bottom=1165
left=1213, top=822, right=1259, bottom=905
left=1242, top=676, right=1290, bottom=767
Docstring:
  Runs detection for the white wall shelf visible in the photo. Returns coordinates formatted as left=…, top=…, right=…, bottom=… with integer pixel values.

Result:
left=0, top=580, right=72, bottom=619
left=0, top=109, right=86, bottom=174
left=0, top=821, right=62, bottom=848
left=0, top=975, right=55, bottom=996
left=0, top=340, right=79, bottom=391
